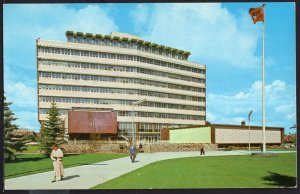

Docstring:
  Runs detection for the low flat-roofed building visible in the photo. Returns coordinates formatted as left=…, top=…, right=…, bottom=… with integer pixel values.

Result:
left=210, top=123, right=284, bottom=147
left=161, top=122, right=284, bottom=147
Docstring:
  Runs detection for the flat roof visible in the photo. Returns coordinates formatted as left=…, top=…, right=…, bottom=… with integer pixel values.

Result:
left=167, top=123, right=284, bottom=131
left=210, top=123, right=284, bottom=130
left=65, top=31, right=191, bottom=56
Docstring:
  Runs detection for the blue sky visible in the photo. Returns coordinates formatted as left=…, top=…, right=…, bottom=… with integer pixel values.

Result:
left=4, top=3, right=296, bottom=133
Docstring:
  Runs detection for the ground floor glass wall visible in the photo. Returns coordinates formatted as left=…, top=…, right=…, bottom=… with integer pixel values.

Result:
left=118, top=122, right=191, bottom=142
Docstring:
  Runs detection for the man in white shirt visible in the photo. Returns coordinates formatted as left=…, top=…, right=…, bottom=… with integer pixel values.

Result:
left=51, top=143, right=64, bottom=182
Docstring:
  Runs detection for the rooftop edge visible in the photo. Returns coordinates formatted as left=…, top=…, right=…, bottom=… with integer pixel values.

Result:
left=65, top=31, right=191, bottom=56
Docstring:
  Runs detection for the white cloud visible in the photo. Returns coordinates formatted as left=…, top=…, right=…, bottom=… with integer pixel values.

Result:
left=5, top=82, right=37, bottom=109
left=206, top=111, right=216, bottom=123
left=14, top=111, right=40, bottom=131
left=132, top=3, right=263, bottom=68
left=68, top=5, right=119, bottom=36
left=275, top=104, right=294, bottom=113
left=129, top=4, right=150, bottom=34
left=275, top=103, right=296, bottom=122
left=286, top=113, right=296, bottom=121
left=4, top=4, right=120, bottom=131
left=4, top=4, right=119, bottom=80
left=207, top=80, right=296, bottom=130
left=209, top=115, right=247, bottom=125
left=4, top=4, right=119, bottom=42
left=4, top=4, right=120, bottom=88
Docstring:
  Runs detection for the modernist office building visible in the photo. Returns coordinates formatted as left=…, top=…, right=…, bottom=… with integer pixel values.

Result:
left=37, top=31, right=206, bottom=141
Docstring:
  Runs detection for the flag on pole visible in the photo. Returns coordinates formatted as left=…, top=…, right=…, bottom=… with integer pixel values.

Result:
left=249, top=4, right=267, bottom=152
left=249, top=5, right=265, bottom=24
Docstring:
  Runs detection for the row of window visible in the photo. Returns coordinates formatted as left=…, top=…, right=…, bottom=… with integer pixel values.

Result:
left=118, top=111, right=204, bottom=120
left=119, top=122, right=163, bottom=131
left=38, top=59, right=205, bottom=84
left=38, top=72, right=205, bottom=93
left=39, top=108, right=204, bottom=121
left=66, top=35, right=188, bottom=60
left=39, top=109, right=69, bottom=115
left=39, top=84, right=204, bottom=102
left=118, top=123, right=183, bottom=134
left=39, top=97, right=205, bottom=111
left=118, top=122, right=187, bottom=131
left=118, top=123, right=161, bottom=135
left=38, top=46, right=205, bottom=74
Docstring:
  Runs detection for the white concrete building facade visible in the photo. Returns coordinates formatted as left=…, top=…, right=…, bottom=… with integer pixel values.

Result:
left=37, top=31, right=206, bottom=141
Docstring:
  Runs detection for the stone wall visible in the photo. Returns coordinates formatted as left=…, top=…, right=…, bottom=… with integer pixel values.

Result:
left=61, top=143, right=128, bottom=154
left=62, top=142, right=217, bottom=153
left=145, top=143, right=218, bottom=152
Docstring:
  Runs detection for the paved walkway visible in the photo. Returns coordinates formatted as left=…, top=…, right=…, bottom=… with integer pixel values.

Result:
left=5, top=150, right=295, bottom=190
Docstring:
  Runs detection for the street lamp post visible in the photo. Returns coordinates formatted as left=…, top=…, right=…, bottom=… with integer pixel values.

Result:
left=248, top=110, right=253, bottom=151
left=290, top=124, right=296, bottom=130
left=131, top=99, right=147, bottom=145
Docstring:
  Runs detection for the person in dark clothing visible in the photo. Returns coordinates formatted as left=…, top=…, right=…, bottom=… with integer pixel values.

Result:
left=129, top=143, right=136, bottom=163
left=200, top=144, right=205, bottom=155
left=139, top=143, right=144, bottom=153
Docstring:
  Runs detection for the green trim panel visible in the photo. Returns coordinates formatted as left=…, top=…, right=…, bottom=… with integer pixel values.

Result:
left=66, top=31, right=74, bottom=36
left=95, top=34, right=102, bottom=38
left=170, top=127, right=211, bottom=143
left=77, top=32, right=84, bottom=36
left=113, top=36, right=120, bottom=40
left=144, top=41, right=151, bottom=45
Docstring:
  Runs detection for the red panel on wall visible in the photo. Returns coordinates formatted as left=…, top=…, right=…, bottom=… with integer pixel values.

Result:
left=68, top=111, right=117, bottom=134
left=160, top=128, right=170, bottom=140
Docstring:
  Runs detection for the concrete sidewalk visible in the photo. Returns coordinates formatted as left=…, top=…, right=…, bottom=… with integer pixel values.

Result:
left=5, top=150, right=295, bottom=190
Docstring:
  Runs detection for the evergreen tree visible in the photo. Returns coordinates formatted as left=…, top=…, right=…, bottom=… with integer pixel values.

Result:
left=4, top=96, right=28, bottom=160
left=39, top=102, right=67, bottom=155
left=57, top=125, right=67, bottom=146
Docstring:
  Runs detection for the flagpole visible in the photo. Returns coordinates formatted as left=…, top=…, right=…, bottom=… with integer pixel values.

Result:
left=262, top=5, right=266, bottom=153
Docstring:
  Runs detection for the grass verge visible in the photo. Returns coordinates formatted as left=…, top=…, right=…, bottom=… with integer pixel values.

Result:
left=92, top=153, right=296, bottom=189
left=5, top=153, right=127, bottom=179
left=17, top=145, right=40, bottom=154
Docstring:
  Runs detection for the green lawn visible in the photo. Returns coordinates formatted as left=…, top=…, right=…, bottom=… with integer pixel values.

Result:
left=230, top=147, right=297, bottom=151
left=5, top=153, right=127, bottom=179
left=92, top=153, right=296, bottom=189
left=17, top=145, right=40, bottom=154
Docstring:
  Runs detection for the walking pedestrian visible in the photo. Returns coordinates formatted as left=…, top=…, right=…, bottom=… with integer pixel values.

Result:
left=51, top=143, right=64, bottom=182
left=200, top=144, right=205, bottom=155
left=129, top=143, right=136, bottom=163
